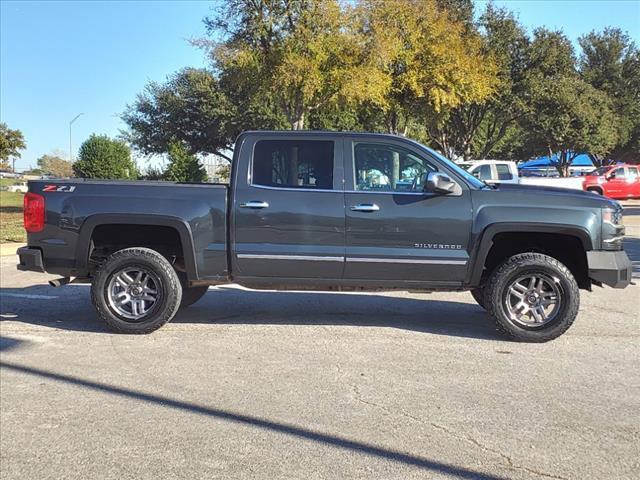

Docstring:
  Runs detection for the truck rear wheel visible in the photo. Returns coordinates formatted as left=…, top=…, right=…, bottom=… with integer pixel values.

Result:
left=484, top=253, right=579, bottom=342
left=91, top=247, right=182, bottom=334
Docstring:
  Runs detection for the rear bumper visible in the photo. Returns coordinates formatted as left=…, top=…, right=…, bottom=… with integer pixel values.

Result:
left=17, top=247, right=45, bottom=273
left=587, top=250, right=632, bottom=289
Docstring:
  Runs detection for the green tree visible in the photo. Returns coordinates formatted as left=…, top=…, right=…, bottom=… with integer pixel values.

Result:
left=123, top=68, right=238, bottom=160
left=213, top=163, right=231, bottom=183
left=73, top=135, right=136, bottom=179
left=360, top=0, right=496, bottom=145
left=430, top=4, right=530, bottom=160
left=208, top=0, right=386, bottom=130
left=163, top=142, right=207, bottom=182
left=37, top=153, right=73, bottom=177
left=0, top=123, right=26, bottom=164
left=579, top=28, right=640, bottom=164
left=523, top=76, right=618, bottom=176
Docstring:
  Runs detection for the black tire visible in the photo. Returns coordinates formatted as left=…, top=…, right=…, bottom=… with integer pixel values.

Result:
left=180, top=286, right=209, bottom=308
left=91, top=247, right=182, bottom=334
left=470, top=288, right=486, bottom=309
left=484, top=253, right=580, bottom=342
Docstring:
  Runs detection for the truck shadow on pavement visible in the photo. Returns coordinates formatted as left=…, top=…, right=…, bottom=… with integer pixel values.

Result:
left=623, top=236, right=640, bottom=278
left=0, top=359, right=509, bottom=480
left=0, top=284, right=500, bottom=340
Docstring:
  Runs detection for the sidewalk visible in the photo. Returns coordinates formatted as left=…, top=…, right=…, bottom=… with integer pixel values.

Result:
left=0, top=243, right=24, bottom=256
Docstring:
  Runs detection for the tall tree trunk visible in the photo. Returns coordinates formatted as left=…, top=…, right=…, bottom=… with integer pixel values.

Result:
left=291, top=110, right=305, bottom=130
left=391, top=151, right=400, bottom=189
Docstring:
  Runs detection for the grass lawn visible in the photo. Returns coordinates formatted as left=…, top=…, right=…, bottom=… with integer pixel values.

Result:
left=0, top=191, right=26, bottom=243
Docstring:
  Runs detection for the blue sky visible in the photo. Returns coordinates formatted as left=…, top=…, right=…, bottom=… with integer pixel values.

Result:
left=1, top=0, right=639, bottom=170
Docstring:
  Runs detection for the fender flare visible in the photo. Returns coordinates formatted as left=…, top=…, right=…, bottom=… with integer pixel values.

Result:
left=467, top=222, right=593, bottom=286
left=75, top=213, right=198, bottom=280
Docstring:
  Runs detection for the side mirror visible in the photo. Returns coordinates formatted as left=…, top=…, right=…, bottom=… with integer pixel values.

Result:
left=606, top=173, right=615, bottom=180
left=423, top=172, right=457, bottom=194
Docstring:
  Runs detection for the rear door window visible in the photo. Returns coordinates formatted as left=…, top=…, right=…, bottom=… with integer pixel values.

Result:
left=252, top=140, right=334, bottom=189
left=627, top=167, right=638, bottom=180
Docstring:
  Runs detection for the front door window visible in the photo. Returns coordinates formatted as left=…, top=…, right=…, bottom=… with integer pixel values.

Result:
left=353, top=143, right=436, bottom=192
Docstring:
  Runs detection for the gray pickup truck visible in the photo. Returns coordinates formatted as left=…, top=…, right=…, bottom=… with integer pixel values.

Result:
left=18, top=131, right=632, bottom=341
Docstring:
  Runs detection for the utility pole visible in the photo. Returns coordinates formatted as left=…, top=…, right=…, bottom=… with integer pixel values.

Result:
left=69, top=113, right=84, bottom=162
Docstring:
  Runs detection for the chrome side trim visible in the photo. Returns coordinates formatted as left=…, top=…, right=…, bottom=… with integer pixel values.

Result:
left=249, top=183, right=338, bottom=193
left=237, top=254, right=344, bottom=262
left=236, top=254, right=467, bottom=265
left=346, top=257, right=467, bottom=265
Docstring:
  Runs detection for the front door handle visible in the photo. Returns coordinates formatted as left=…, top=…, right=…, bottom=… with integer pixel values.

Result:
left=350, top=203, right=380, bottom=212
left=240, top=200, right=269, bottom=209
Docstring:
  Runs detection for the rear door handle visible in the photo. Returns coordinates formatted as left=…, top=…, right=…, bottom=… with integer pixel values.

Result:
left=240, top=201, right=269, bottom=209
left=350, top=203, right=380, bottom=212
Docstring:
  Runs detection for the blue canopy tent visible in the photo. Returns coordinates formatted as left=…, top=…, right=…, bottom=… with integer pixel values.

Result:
left=518, top=153, right=594, bottom=176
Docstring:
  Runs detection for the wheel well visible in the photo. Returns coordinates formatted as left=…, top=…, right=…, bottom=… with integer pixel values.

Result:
left=586, top=186, right=603, bottom=195
left=89, top=224, right=184, bottom=274
left=482, top=232, right=590, bottom=289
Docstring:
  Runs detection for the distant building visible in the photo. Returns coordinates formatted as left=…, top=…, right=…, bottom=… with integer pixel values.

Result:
left=201, top=154, right=230, bottom=183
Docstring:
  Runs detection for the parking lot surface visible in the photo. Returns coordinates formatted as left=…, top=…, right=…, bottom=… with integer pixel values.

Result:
left=1, top=203, right=639, bottom=480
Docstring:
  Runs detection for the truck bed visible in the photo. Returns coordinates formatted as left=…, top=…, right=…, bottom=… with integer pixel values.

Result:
left=25, top=179, right=229, bottom=281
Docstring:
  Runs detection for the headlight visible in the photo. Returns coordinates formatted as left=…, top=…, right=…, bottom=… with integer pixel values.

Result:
left=601, top=205, right=624, bottom=250
left=602, top=206, right=622, bottom=225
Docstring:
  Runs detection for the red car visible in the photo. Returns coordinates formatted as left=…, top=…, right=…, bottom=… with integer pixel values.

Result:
left=583, top=164, right=640, bottom=199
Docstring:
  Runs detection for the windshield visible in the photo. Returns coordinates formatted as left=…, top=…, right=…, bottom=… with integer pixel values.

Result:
left=416, top=144, right=487, bottom=189
left=588, top=167, right=611, bottom=176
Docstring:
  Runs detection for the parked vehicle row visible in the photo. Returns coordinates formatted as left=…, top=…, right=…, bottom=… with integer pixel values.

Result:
left=460, top=160, right=640, bottom=199
left=18, top=131, right=632, bottom=342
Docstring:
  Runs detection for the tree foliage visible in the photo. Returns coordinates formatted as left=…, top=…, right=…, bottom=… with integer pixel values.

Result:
left=361, top=0, right=496, bottom=138
left=163, top=142, right=208, bottom=182
left=37, top=153, right=74, bottom=178
left=123, top=68, right=237, bottom=160
left=122, top=1, right=640, bottom=172
left=523, top=76, right=617, bottom=176
left=430, top=4, right=530, bottom=159
left=73, top=135, right=136, bottom=179
left=579, top=28, right=640, bottom=163
left=0, top=123, right=26, bottom=162
left=208, top=0, right=386, bottom=130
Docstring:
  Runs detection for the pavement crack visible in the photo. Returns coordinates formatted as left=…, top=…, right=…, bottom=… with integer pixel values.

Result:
left=427, top=423, right=568, bottom=480
left=335, top=365, right=568, bottom=480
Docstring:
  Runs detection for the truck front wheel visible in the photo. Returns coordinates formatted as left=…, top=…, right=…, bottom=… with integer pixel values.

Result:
left=484, top=253, right=580, bottom=342
left=91, top=247, right=182, bottom=334
left=470, top=288, right=486, bottom=309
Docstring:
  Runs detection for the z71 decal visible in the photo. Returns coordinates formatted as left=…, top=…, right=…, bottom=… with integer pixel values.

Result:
left=43, top=185, right=76, bottom=192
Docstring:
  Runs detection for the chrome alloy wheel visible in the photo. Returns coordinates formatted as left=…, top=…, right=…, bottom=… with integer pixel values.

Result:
left=504, top=273, right=562, bottom=327
left=107, top=267, right=161, bottom=321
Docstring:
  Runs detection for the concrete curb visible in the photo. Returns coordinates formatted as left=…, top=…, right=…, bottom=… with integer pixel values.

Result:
left=0, top=243, right=24, bottom=256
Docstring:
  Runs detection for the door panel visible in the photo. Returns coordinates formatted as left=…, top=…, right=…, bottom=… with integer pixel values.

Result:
left=233, top=137, right=345, bottom=279
left=605, top=167, right=627, bottom=198
left=343, top=139, right=472, bottom=283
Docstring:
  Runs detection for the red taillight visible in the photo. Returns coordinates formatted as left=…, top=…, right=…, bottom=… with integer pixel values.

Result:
left=24, top=192, right=45, bottom=233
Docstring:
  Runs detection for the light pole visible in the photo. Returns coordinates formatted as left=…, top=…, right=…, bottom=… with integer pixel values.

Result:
left=69, top=113, right=84, bottom=162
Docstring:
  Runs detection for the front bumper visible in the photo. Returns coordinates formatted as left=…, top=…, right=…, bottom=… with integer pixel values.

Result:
left=17, top=247, right=45, bottom=273
left=587, top=250, right=632, bottom=289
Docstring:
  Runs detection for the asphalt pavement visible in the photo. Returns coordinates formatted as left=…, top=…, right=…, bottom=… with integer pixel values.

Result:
left=1, top=204, right=639, bottom=480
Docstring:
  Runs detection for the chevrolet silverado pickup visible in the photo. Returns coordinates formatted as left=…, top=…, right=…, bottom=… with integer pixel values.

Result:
left=18, top=131, right=633, bottom=341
